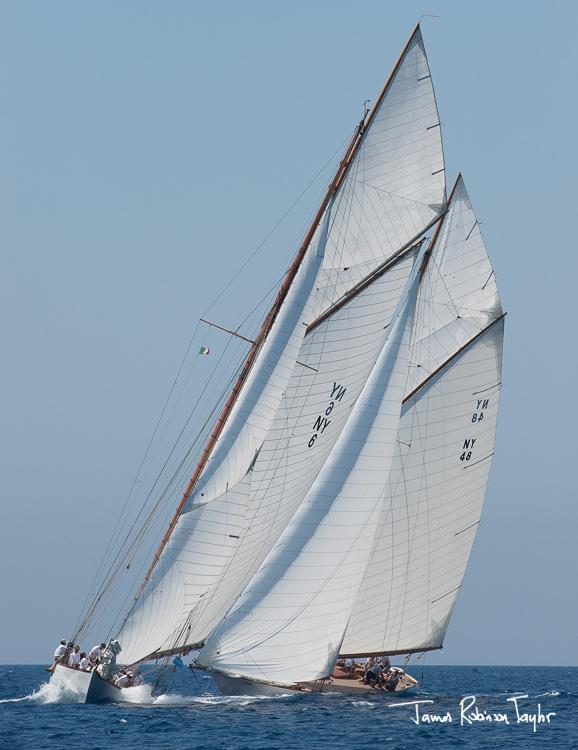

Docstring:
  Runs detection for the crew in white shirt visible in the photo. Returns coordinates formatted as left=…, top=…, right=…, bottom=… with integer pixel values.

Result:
left=68, top=644, right=81, bottom=668
left=89, top=643, right=106, bottom=666
left=50, top=639, right=68, bottom=671
left=79, top=652, right=90, bottom=671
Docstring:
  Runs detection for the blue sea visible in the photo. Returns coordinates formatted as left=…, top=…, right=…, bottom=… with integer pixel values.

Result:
left=0, top=665, right=576, bottom=749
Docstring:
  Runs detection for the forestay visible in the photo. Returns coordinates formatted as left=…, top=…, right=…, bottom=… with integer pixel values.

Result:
left=197, top=260, right=423, bottom=684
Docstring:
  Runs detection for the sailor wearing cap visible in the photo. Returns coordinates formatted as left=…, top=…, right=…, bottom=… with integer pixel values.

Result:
left=49, top=640, right=68, bottom=671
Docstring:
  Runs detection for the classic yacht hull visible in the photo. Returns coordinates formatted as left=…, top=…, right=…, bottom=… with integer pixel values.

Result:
left=49, top=664, right=122, bottom=703
left=210, top=670, right=417, bottom=697
left=211, top=671, right=296, bottom=697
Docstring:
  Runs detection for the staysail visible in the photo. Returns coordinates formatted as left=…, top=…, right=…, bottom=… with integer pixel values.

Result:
left=197, top=258, right=423, bottom=683
left=340, top=175, right=504, bottom=655
left=113, top=24, right=447, bottom=666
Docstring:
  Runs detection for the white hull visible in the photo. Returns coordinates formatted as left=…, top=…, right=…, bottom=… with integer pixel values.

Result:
left=49, top=664, right=122, bottom=703
left=210, top=670, right=417, bottom=697
left=211, top=671, right=295, bottom=697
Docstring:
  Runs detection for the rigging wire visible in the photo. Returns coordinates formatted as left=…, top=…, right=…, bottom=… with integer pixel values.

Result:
left=73, top=320, right=202, bottom=635
left=200, top=129, right=357, bottom=320
left=74, top=336, right=242, bottom=643
left=71, top=128, right=354, bottom=642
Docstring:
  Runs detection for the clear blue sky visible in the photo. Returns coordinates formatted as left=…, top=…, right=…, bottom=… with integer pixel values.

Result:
left=1, top=0, right=576, bottom=665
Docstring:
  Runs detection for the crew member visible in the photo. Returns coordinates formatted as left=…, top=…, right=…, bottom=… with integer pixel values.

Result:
left=383, top=667, right=404, bottom=692
left=79, top=652, right=90, bottom=671
left=364, top=661, right=384, bottom=688
left=89, top=642, right=106, bottom=666
left=50, top=640, right=68, bottom=671
left=68, top=644, right=81, bottom=669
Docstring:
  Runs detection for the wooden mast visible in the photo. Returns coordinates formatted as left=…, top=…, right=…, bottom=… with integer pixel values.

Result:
left=135, top=24, right=424, bottom=597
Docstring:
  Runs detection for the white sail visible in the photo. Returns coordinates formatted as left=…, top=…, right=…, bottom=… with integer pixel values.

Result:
left=341, top=318, right=504, bottom=655
left=116, top=475, right=252, bottom=664
left=115, top=209, right=331, bottom=665
left=187, top=23, right=448, bottom=511
left=406, top=174, right=502, bottom=395
left=182, top=249, right=419, bottom=645
left=309, top=25, right=446, bottom=316
left=185, top=208, right=333, bottom=511
left=116, top=248, right=418, bottom=664
left=197, top=261, right=422, bottom=684
left=340, top=176, right=504, bottom=655
left=114, top=26, right=448, bottom=666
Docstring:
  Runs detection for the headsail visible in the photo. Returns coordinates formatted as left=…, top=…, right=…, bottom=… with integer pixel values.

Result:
left=197, top=258, right=423, bottom=684
left=340, top=176, right=504, bottom=655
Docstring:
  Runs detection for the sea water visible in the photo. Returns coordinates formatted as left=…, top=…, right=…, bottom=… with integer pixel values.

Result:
left=0, top=665, right=576, bottom=749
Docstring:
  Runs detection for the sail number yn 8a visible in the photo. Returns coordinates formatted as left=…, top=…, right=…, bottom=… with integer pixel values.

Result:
left=308, top=381, right=347, bottom=448
left=460, top=398, right=490, bottom=462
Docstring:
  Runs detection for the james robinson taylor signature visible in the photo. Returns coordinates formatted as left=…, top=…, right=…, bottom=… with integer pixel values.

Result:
left=390, top=695, right=556, bottom=733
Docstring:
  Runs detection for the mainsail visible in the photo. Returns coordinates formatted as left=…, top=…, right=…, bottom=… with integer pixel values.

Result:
left=115, top=23, right=448, bottom=666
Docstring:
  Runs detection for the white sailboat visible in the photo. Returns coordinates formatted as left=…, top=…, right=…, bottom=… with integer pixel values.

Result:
left=49, top=24, right=504, bottom=701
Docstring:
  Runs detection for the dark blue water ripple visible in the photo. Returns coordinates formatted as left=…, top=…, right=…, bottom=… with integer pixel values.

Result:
left=0, top=665, right=576, bottom=750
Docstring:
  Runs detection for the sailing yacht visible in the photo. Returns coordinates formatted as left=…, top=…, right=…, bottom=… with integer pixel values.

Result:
left=49, top=24, right=504, bottom=701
